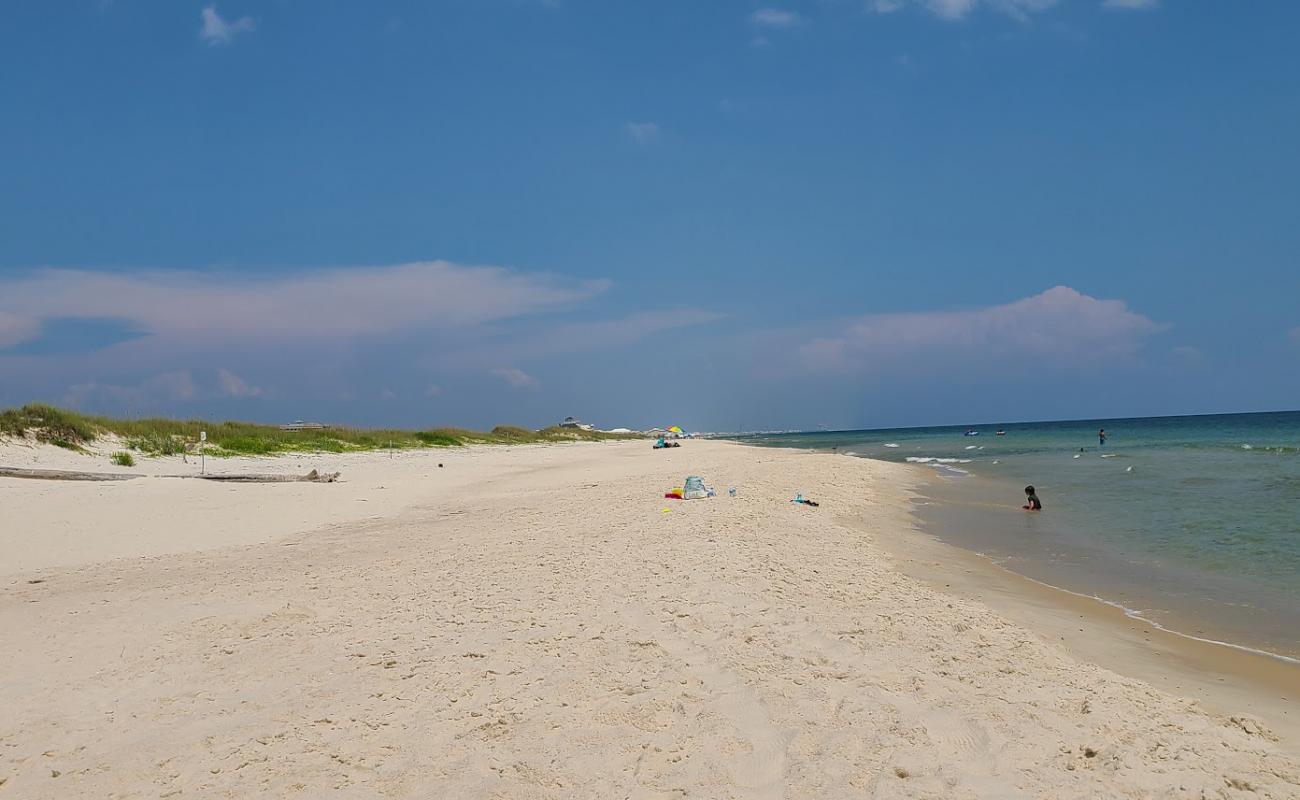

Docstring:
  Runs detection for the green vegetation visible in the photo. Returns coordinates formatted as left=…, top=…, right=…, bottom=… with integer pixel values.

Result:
left=413, top=429, right=463, bottom=447
left=126, top=432, right=186, bottom=456
left=0, top=403, right=640, bottom=457
left=110, top=451, right=136, bottom=467
left=0, top=404, right=97, bottom=450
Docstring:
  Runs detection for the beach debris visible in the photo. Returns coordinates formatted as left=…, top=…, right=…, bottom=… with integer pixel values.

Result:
left=664, top=476, right=713, bottom=500
left=792, top=493, right=820, bottom=508
left=0, top=467, right=142, bottom=482
left=0, top=466, right=342, bottom=483
left=682, top=476, right=708, bottom=500
left=728, top=487, right=737, bottom=497
left=190, top=469, right=341, bottom=483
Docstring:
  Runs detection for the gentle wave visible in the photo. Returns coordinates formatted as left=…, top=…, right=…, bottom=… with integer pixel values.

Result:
left=1001, top=568, right=1300, bottom=666
left=1179, top=442, right=1299, bottom=455
left=906, top=457, right=973, bottom=464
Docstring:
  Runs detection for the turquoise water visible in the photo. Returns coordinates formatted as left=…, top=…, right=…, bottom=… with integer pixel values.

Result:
left=736, top=412, right=1300, bottom=660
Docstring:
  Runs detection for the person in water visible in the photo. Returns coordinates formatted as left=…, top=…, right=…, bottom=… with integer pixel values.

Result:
left=1022, top=485, right=1042, bottom=511
left=1099, top=428, right=1107, bottom=446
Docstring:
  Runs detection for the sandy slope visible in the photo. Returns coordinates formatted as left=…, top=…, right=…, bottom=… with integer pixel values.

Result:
left=1, top=440, right=1296, bottom=798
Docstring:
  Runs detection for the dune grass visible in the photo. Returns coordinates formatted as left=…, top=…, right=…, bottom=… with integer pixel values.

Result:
left=110, top=451, right=136, bottom=467
left=0, top=404, right=639, bottom=457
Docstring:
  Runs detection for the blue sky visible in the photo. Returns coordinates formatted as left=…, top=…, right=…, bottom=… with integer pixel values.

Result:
left=2, top=1, right=1298, bottom=431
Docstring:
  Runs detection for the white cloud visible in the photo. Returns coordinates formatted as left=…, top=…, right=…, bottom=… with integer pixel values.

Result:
left=217, top=368, right=262, bottom=398
left=751, top=8, right=803, bottom=28
left=870, top=0, right=1057, bottom=21
left=430, top=309, right=722, bottom=370
left=800, top=286, right=1163, bottom=372
left=1102, top=0, right=1157, bottom=9
left=0, top=262, right=608, bottom=356
left=0, top=263, right=726, bottom=418
left=926, top=0, right=977, bottom=19
left=64, top=371, right=197, bottom=409
left=1169, top=345, right=1204, bottom=368
left=0, top=312, right=40, bottom=350
left=540, top=310, right=722, bottom=350
left=491, top=367, right=540, bottom=390
left=626, top=121, right=661, bottom=144
left=200, top=5, right=255, bottom=45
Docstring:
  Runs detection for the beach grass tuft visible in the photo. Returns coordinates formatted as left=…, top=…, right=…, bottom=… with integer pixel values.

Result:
left=110, top=451, right=136, bottom=467
left=415, top=430, right=464, bottom=447
left=0, top=404, right=97, bottom=450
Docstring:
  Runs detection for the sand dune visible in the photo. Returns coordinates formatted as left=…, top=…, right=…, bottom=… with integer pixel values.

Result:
left=2, top=440, right=1296, bottom=797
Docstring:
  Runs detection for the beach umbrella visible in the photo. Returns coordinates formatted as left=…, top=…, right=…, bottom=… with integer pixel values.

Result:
left=668, top=426, right=683, bottom=434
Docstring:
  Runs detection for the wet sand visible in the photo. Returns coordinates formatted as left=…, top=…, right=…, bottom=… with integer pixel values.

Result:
left=872, top=469, right=1300, bottom=747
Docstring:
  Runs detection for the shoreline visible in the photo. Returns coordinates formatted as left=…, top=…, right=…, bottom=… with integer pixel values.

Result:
left=904, top=460, right=1300, bottom=664
left=734, top=418, right=1300, bottom=670
left=869, top=463, right=1300, bottom=746
left=3, top=439, right=1297, bottom=796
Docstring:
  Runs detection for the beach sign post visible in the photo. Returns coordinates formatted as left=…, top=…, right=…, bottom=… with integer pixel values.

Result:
left=200, top=431, right=206, bottom=475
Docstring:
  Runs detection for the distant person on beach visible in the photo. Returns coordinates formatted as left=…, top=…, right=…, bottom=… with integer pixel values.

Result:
left=1022, top=485, right=1042, bottom=511
left=1099, top=429, right=1106, bottom=447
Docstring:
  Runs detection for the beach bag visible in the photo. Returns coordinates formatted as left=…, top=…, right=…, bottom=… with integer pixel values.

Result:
left=683, top=475, right=707, bottom=500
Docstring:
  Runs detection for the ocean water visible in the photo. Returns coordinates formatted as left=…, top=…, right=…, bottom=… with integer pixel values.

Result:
left=735, top=412, right=1300, bottom=661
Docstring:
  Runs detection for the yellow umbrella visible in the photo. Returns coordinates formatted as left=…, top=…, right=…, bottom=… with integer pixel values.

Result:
left=668, top=426, right=683, bottom=434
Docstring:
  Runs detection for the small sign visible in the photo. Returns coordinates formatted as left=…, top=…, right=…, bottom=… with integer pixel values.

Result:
left=200, top=431, right=207, bottom=442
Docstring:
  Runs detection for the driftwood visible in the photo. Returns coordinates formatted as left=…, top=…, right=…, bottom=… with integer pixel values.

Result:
left=0, top=467, right=339, bottom=484
left=188, top=469, right=341, bottom=484
left=0, top=467, right=142, bottom=482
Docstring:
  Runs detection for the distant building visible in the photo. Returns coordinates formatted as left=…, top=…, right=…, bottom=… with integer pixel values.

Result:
left=560, top=416, right=594, bottom=431
left=279, top=420, right=327, bottom=431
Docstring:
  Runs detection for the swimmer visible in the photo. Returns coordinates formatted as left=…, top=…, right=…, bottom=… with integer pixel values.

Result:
left=1099, top=428, right=1107, bottom=447
left=1022, top=485, right=1042, bottom=511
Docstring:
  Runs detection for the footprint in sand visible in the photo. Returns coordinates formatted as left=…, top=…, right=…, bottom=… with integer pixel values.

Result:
left=620, top=608, right=789, bottom=797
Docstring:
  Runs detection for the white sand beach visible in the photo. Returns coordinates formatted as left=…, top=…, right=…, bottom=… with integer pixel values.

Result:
left=2, top=439, right=1297, bottom=798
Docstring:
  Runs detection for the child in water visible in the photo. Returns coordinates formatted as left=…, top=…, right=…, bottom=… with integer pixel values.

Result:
left=1022, top=485, right=1042, bottom=511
